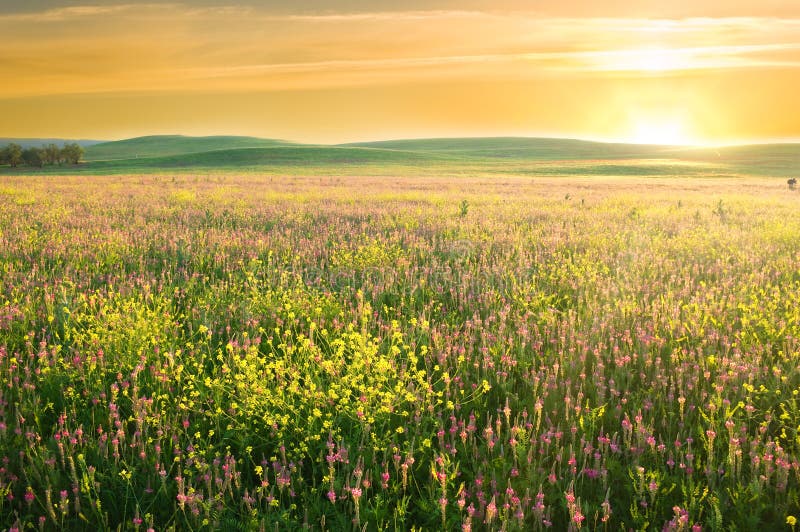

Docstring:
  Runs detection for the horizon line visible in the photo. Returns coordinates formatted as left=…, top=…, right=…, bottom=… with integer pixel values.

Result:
left=3, top=132, right=800, bottom=149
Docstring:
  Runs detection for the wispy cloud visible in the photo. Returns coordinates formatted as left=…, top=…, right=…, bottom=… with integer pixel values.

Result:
left=572, top=43, right=800, bottom=72
left=178, top=43, right=800, bottom=79
left=1, top=5, right=799, bottom=98
left=0, top=4, right=167, bottom=22
left=276, top=10, right=492, bottom=22
left=2, top=2, right=800, bottom=142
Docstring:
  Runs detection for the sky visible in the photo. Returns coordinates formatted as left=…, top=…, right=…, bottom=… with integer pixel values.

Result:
left=1, top=0, right=799, bottom=145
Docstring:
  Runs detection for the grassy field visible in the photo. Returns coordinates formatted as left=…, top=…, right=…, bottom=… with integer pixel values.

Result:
left=1, top=172, right=799, bottom=530
left=83, top=136, right=294, bottom=162
left=3, top=135, right=799, bottom=178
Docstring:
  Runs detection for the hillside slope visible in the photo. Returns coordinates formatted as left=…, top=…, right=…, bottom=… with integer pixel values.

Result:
left=84, top=135, right=293, bottom=161
left=341, top=137, right=685, bottom=160
left=2, top=135, right=797, bottom=177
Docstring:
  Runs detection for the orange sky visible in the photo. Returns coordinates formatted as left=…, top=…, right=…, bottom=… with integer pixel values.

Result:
left=1, top=1, right=799, bottom=144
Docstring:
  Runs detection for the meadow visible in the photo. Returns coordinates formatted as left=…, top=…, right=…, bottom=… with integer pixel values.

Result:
left=1, top=171, right=799, bottom=530
left=3, top=135, right=798, bottom=178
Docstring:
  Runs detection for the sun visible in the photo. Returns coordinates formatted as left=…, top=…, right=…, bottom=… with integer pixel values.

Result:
left=630, top=120, right=686, bottom=145
left=627, top=117, right=696, bottom=146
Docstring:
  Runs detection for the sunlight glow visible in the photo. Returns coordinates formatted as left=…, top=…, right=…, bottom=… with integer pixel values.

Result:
left=594, top=47, right=696, bottom=73
left=0, top=4, right=798, bottom=143
left=629, top=47, right=688, bottom=72
left=629, top=118, right=694, bottom=145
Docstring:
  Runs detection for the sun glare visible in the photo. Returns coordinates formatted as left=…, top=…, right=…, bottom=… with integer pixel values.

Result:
left=629, top=118, right=693, bottom=146
left=628, top=47, right=688, bottom=73
left=593, top=47, right=695, bottom=73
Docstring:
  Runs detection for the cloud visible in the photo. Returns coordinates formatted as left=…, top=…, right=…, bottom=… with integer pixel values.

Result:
left=174, top=42, right=800, bottom=84
left=0, top=4, right=167, bottom=22
left=275, top=10, right=492, bottom=22
left=570, top=43, right=800, bottom=73
left=1, top=5, right=799, bottom=98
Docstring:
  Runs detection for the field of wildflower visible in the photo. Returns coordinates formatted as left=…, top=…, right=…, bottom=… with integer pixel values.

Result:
left=1, top=173, right=799, bottom=530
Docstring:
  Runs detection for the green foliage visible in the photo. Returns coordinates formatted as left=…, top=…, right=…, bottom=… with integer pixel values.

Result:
left=60, top=142, right=84, bottom=165
left=0, top=141, right=82, bottom=168
left=21, top=147, right=44, bottom=168
left=1, top=142, right=22, bottom=167
left=43, top=143, right=61, bottom=165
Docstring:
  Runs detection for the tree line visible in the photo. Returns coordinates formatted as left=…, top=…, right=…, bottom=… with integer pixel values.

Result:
left=0, top=142, right=85, bottom=168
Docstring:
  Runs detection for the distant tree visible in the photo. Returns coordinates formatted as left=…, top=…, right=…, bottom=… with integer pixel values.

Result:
left=43, top=143, right=61, bottom=165
left=22, top=147, right=44, bottom=168
left=61, top=143, right=84, bottom=165
left=789, top=178, right=797, bottom=190
left=2, top=143, right=23, bottom=167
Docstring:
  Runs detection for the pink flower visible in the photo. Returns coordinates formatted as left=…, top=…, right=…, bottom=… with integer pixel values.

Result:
left=485, top=497, right=497, bottom=524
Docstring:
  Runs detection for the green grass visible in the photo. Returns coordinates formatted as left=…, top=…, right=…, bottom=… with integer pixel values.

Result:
left=340, top=136, right=683, bottom=159
left=2, top=135, right=798, bottom=177
left=12, top=146, right=453, bottom=176
left=83, top=135, right=293, bottom=161
left=123, top=145, right=448, bottom=167
left=675, top=144, right=800, bottom=177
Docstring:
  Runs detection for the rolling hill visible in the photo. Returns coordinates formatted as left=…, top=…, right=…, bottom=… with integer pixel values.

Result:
left=83, top=135, right=294, bottom=161
left=1, top=134, right=797, bottom=177
left=82, top=144, right=450, bottom=172
left=340, top=137, right=685, bottom=160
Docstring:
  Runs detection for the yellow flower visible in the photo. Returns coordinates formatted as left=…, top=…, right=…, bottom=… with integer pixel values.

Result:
left=787, top=516, right=797, bottom=527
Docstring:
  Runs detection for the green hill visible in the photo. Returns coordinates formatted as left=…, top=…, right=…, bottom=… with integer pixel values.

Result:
left=341, top=137, right=799, bottom=176
left=340, top=137, right=685, bottom=160
left=84, top=135, right=293, bottom=161
left=77, top=144, right=451, bottom=173
left=674, top=144, right=800, bottom=177
left=2, top=134, right=797, bottom=177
